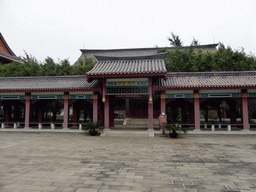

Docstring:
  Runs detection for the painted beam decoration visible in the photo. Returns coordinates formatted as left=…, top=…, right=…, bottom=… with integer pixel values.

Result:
left=199, top=93, right=241, bottom=98
left=106, top=79, right=149, bottom=95
left=69, top=95, right=93, bottom=99
left=0, top=96, right=26, bottom=100
left=106, top=81, right=148, bottom=86
left=107, top=87, right=148, bottom=94
left=0, top=95, right=93, bottom=100
left=165, top=93, right=249, bottom=99
left=166, top=94, right=194, bottom=99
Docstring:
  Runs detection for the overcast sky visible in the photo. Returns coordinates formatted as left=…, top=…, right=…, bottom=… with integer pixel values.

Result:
left=1, top=0, right=255, bottom=64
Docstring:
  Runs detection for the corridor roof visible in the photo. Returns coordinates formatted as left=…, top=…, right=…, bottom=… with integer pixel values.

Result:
left=0, top=75, right=101, bottom=92
left=154, top=71, right=256, bottom=90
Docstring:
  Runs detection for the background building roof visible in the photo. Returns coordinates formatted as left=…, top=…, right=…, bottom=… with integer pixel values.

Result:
left=78, top=44, right=218, bottom=61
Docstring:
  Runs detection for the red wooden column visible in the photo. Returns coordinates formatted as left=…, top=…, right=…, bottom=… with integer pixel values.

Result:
left=241, top=89, right=249, bottom=130
left=93, top=92, right=98, bottom=123
left=24, top=92, right=31, bottom=128
left=148, top=78, right=153, bottom=129
left=63, top=92, right=69, bottom=129
left=102, top=80, right=110, bottom=129
left=104, top=95, right=110, bottom=129
left=160, top=91, right=167, bottom=134
left=160, top=91, right=166, bottom=115
left=194, top=90, right=200, bottom=130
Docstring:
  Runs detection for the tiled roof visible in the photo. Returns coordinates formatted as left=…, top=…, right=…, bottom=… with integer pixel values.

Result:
left=0, top=33, right=24, bottom=64
left=86, top=54, right=167, bottom=78
left=0, top=33, right=16, bottom=56
left=0, top=52, right=24, bottom=64
left=0, top=75, right=101, bottom=91
left=154, top=71, right=256, bottom=89
left=78, top=44, right=218, bottom=61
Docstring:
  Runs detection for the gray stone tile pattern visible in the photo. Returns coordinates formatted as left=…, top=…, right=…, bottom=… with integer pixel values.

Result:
left=0, top=133, right=256, bottom=191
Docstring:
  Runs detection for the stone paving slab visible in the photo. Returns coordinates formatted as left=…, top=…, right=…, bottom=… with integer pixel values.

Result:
left=1, top=132, right=256, bottom=191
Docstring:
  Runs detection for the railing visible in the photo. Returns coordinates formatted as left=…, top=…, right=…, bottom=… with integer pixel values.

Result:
left=166, top=123, right=244, bottom=131
left=202, top=123, right=243, bottom=131
left=0, top=122, right=84, bottom=130
left=0, top=122, right=252, bottom=131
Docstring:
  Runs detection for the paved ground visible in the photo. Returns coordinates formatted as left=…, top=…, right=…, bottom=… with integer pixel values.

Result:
left=1, top=132, right=256, bottom=192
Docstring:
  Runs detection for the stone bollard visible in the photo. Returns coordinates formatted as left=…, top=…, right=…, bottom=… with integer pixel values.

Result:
left=51, top=123, right=55, bottom=129
left=38, top=123, right=42, bottom=129
left=79, top=124, right=82, bottom=130
left=218, top=123, right=221, bottom=129
left=13, top=123, right=17, bottom=129
left=17, top=122, right=20, bottom=127
left=204, top=123, right=207, bottom=129
left=211, top=125, right=215, bottom=131
left=227, top=125, right=231, bottom=131
left=1, top=123, right=5, bottom=129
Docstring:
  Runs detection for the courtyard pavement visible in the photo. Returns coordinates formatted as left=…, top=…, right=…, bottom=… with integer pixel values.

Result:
left=1, top=131, right=256, bottom=192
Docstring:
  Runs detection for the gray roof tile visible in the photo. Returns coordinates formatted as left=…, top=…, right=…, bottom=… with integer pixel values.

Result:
left=154, top=71, right=256, bottom=89
left=86, top=54, right=167, bottom=77
left=0, top=75, right=101, bottom=91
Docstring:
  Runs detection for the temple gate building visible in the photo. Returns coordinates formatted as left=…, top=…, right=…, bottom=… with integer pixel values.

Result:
left=1, top=39, right=256, bottom=136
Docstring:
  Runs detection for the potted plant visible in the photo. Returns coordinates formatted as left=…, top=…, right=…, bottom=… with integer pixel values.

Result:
left=82, top=120, right=103, bottom=136
left=164, top=124, right=187, bottom=138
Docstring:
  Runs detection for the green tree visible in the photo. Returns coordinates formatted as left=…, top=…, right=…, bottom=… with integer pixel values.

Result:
left=39, top=57, right=59, bottom=76
left=72, top=56, right=96, bottom=75
left=168, top=32, right=183, bottom=47
left=191, top=38, right=199, bottom=46
left=0, top=62, right=29, bottom=77
left=58, top=59, right=73, bottom=76
left=160, top=44, right=256, bottom=72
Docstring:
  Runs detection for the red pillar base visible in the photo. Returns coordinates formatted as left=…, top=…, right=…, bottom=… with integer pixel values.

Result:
left=104, top=95, right=110, bottom=129
left=242, top=90, right=249, bottom=130
left=24, top=93, right=31, bottom=128
left=194, top=91, right=201, bottom=131
left=63, top=92, right=69, bottom=129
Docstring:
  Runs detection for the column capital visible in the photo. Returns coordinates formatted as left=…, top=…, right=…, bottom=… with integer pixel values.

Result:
left=194, top=93, right=199, bottom=98
left=64, top=92, right=69, bottom=100
left=93, top=94, right=98, bottom=100
left=242, top=92, right=247, bottom=98
left=160, top=93, right=166, bottom=99
left=64, top=95, right=69, bottom=100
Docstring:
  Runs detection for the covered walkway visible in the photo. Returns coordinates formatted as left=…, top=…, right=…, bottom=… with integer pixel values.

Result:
left=1, top=55, right=256, bottom=136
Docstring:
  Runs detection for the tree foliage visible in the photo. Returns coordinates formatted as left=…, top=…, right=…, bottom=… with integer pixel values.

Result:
left=158, top=44, right=256, bottom=72
left=191, top=38, right=199, bottom=46
left=72, top=57, right=96, bottom=75
left=0, top=53, right=96, bottom=77
left=168, top=32, right=183, bottom=47
left=1, top=44, right=255, bottom=77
